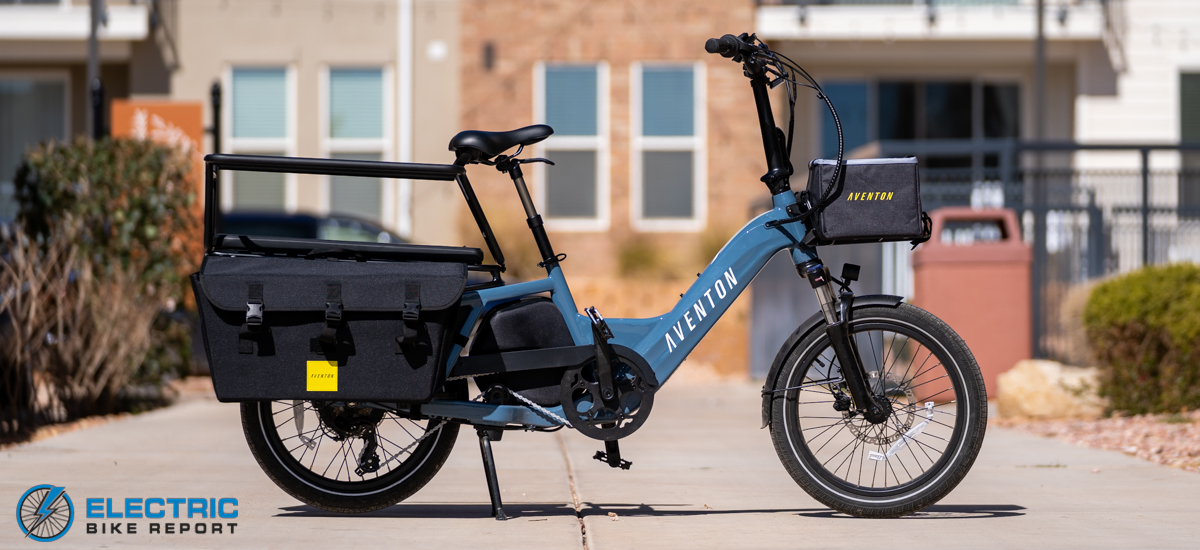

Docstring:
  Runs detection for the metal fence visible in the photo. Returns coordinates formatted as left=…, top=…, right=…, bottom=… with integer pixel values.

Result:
left=879, top=140, right=1200, bottom=363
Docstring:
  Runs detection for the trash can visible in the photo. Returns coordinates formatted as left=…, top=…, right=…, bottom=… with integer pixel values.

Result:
left=912, top=207, right=1031, bottom=399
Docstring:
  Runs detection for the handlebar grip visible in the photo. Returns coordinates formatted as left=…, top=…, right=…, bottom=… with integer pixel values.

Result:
left=704, top=34, right=742, bottom=58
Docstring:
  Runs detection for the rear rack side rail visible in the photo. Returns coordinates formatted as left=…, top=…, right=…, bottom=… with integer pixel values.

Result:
left=202, top=153, right=507, bottom=273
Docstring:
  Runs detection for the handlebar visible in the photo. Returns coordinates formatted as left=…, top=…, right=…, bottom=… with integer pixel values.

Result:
left=704, top=32, right=846, bottom=213
left=704, top=33, right=792, bottom=195
left=704, top=34, right=746, bottom=59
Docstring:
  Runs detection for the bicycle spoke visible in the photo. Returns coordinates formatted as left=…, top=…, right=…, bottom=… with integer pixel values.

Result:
left=787, top=317, right=970, bottom=496
left=907, top=373, right=949, bottom=390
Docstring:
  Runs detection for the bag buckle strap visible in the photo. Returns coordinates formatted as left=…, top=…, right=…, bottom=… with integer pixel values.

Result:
left=325, top=301, right=343, bottom=323
left=245, top=283, right=264, bottom=326
left=395, top=283, right=422, bottom=352
left=241, top=283, right=265, bottom=353
left=402, top=283, right=421, bottom=321
left=319, top=283, right=343, bottom=345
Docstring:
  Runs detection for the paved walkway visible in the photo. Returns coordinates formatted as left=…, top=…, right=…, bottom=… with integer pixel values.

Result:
left=2, top=380, right=1198, bottom=549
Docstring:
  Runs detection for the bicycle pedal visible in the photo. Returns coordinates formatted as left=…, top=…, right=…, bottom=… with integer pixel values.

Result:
left=593, top=451, right=632, bottom=470
left=585, top=306, right=614, bottom=341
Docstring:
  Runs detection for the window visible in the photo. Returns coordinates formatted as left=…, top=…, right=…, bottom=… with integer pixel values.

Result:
left=224, top=67, right=295, bottom=212
left=0, top=73, right=68, bottom=220
left=1181, top=73, right=1200, bottom=212
left=631, top=63, right=706, bottom=231
left=323, top=67, right=393, bottom=227
left=535, top=63, right=609, bottom=231
left=821, top=79, right=1020, bottom=168
left=821, top=81, right=871, bottom=162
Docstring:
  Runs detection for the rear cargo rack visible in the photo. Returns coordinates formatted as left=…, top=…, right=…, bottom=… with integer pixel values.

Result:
left=203, top=154, right=506, bottom=276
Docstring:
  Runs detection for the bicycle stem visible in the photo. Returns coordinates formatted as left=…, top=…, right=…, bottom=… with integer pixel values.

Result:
left=745, top=59, right=792, bottom=195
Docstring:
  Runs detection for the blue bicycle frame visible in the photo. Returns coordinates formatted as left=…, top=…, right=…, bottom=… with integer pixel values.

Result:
left=423, top=190, right=816, bottom=428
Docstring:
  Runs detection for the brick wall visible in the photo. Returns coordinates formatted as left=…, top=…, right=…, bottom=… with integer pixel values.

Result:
left=460, top=0, right=766, bottom=377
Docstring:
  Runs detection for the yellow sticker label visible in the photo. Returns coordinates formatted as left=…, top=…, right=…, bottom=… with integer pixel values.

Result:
left=307, top=361, right=338, bottom=392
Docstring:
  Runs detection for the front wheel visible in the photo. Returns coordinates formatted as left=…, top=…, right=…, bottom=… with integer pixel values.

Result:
left=769, top=304, right=987, bottom=518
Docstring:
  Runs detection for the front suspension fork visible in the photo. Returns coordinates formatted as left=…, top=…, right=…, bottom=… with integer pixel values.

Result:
left=798, top=260, right=889, bottom=425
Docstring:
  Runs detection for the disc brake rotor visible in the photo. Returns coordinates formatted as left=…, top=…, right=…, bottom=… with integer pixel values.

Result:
left=844, top=375, right=916, bottom=445
left=560, top=354, right=657, bottom=441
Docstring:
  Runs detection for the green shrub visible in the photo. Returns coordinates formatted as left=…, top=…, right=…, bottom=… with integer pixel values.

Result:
left=15, top=137, right=197, bottom=292
left=0, top=137, right=196, bottom=437
left=1083, top=263, right=1200, bottom=414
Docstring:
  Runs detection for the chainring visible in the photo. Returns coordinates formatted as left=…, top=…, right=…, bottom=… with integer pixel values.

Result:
left=560, top=352, right=657, bottom=441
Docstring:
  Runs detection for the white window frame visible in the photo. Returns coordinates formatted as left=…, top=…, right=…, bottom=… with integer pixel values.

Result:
left=532, top=61, right=610, bottom=232
left=318, top=65, right=396, bottom=225
left=0, top=69, right=71, bottom=144
left=630, top=61, right=706, bottom=232
left=0, top=69, right=70, bottom=220
left=221, top=64, right=298, bottom=213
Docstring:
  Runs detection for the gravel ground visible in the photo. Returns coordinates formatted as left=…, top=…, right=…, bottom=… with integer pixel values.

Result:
left=994, top=411, right=1200, bottom=473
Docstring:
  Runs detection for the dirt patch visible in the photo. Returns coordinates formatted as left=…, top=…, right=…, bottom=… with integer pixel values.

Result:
left=993, top=411, right=1200, bottom=473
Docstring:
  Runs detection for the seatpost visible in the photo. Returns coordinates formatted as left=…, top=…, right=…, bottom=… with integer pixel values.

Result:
left=498, top=159, right=561, bottom=273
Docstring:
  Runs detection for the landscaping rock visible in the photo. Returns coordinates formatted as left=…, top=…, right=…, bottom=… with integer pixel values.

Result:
left=997, top=359, right=1105, bottom=419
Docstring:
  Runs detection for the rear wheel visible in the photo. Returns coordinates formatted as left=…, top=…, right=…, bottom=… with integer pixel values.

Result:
left=241, top=400, right=458, bottom=513
left=769, top=304, right=987, bottom=518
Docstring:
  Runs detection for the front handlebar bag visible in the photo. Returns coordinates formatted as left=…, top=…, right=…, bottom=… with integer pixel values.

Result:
left=804, top=157, right=931, bottom=246
left=191, top=246, right=473, bottom=403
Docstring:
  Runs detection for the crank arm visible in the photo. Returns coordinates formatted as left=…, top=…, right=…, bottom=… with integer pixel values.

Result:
left=586, top=307, right=619, bottom=404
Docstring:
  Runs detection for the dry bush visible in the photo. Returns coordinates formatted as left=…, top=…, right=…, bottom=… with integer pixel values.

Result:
left=0, top=137, right=195, bottom=438
left=0, top=227, right=166, bottom=437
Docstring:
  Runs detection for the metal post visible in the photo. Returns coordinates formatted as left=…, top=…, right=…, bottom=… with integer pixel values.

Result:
left=204, top=163, right=215, bottom=252
left=210, top=81, right=222, bottom=155
left=89, top=79, right=106, bottom=139
left=1031, top=0, right=1047, bottom=359
left=1141, top=148, right=1151, bottom=267
left=1000, top=141, right=1013, bottom=207
left=87, top=0, right=105, bottom=138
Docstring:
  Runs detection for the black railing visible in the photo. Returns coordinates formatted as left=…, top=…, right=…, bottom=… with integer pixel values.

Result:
left=877, top=140, right=1200, bottom=362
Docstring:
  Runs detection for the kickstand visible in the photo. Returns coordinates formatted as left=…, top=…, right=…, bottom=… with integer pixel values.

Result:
left=477, top=428, right=507, bottom=521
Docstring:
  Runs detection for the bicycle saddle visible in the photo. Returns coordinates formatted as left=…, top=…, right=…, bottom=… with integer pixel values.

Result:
left=449, top=124, right=554, bottom=163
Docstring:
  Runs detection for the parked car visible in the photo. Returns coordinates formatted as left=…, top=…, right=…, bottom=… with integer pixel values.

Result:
left=217, top=212, right=405, bottom=244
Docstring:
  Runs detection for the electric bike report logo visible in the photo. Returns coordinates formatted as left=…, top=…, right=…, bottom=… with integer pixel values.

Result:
left=16, top=485, right=74, bottom=542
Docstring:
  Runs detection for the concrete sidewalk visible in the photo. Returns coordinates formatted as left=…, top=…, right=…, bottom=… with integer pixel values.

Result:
left=2, top=380, right=1198, bottom=549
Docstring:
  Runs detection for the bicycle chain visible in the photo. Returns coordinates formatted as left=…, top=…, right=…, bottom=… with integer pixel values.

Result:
left=506, top=387, right=574, bottom=428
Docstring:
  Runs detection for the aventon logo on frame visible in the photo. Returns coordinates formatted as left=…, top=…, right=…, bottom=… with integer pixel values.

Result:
left=15, top=484, right=239, bottom=541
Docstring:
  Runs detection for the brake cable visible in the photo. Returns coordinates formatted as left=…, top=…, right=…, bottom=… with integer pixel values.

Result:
left=744, top=38, right=845, bottom=216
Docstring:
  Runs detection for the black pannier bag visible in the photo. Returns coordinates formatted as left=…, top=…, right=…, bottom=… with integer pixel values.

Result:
left=804, top=157, right=931, bottom=245
left=192, top=237, right=481, bottom=403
